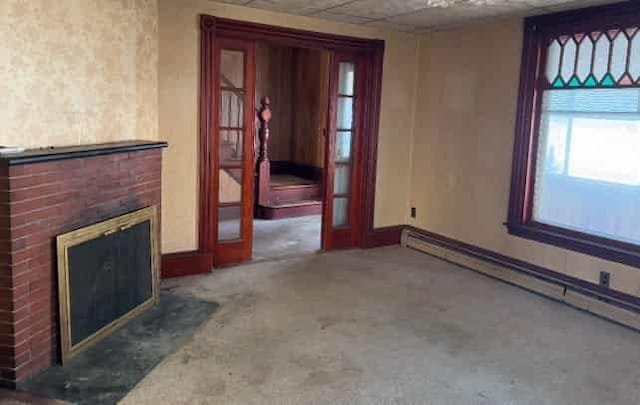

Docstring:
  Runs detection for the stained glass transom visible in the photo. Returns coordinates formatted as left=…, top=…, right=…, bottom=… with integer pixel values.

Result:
left=545, top=27, right=640, bottom=88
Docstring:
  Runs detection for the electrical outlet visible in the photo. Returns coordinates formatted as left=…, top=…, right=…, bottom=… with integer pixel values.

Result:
left=410, top=207, right=416, bottom=218
left=599, top=271, right=611, bottom=288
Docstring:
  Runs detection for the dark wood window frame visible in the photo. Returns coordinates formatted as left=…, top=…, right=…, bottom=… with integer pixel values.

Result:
left=507, top=1, right=640, bottom=268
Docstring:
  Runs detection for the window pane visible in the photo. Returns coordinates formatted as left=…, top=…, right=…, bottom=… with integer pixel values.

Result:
left=218, top=205, right=241, bottom=241
left=220, top=130, right=243, bottom=163
left=221, top=50, right=244, bottom=89
left=333, top=197, right=348, bottom=227
left=534, top=89, right=640, bottom=244
left=219, top=168, right=242, bottom=203
left=338, top=63, right=355, bottom=95
left=220, top=90, right=244, bottom=128
left=337, top=97, right=353, bottom=129
left=336, top=131, right=352, bottom=162
left=334, top=164, right=350, bottom=195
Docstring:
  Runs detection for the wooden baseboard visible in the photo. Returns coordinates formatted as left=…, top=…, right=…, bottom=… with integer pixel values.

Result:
left=363, top=225, right=404, bottom=248
left=161, top=251, right=213, bottom=279
left=403, top=226, right=640, bottom=330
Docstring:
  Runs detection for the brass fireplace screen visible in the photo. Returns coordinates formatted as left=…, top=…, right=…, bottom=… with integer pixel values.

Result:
left=56, top=206, right=159, bottom=362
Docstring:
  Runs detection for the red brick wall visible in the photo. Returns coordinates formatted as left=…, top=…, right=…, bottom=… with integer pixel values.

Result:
left=0, top=149, right=162, bottom=387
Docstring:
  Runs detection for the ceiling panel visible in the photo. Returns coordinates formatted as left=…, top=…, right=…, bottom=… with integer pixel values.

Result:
left=312, top=11, right=376, bottom=24
left=323, top=0, right=432, bottom=19
left=241, top=0, right=352, bottom=15
left=218, top=0, right=630, bottom=32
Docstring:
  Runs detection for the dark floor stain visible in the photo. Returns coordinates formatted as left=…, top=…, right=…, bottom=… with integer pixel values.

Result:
left=18, top=292, right=219, bottom=405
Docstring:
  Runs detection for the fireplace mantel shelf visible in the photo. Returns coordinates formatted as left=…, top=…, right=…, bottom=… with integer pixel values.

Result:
left=0, top=140, right=168, bottom=166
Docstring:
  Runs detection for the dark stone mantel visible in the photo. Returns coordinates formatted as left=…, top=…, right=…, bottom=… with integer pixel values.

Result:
left=0, top=140, right=168, bottom=166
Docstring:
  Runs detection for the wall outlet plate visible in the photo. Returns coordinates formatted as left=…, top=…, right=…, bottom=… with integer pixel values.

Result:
left=599, top=271, right=611, bottom=288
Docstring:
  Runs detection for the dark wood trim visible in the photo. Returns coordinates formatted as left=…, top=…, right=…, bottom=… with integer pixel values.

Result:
left=1, top=141, right=167, bottom=165
left=507, top=222, right=640, bottom=269
left=161, top=251, right=213, bottom=279
left=361, top=46, right=386, bottom=249
left=199, top=16, right=216, bottom=256
left=406, top=226, right=640, bottom=315
left=197, top=15, right=386, bottom=268
left=507, top=2, right=640, bottom=269
left=207, top=16, right=384, bottom=52
left=363, top=225, right=403, bottom=248
left=525, top=1, right=640, bottom=37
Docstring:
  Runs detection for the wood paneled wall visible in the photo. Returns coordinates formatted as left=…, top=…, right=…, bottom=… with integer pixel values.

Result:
left=292, top=48, right=329, bottom=168
left=255, top=43, right=294, bottom=162
left=255, top=42, right=328, bottom=169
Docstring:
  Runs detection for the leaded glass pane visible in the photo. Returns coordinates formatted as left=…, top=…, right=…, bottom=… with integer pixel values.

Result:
left=611, top=33, right=629, bottom=81
left=561, top=38, right=577, bottom=82
left=629, top=32, right=640, bottom=81
left=546, top=40, right=562, bottom=84
left=576, top=37, right=593, bottom=81
left=593, top=34, right=610, bottom=81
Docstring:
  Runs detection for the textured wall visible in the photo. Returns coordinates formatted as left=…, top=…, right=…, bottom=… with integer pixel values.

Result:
left=0, top=0, right=158, bottom=148
left=159, top=0, right=419, bottom=253
left=409, top=18, right=640, bottom=297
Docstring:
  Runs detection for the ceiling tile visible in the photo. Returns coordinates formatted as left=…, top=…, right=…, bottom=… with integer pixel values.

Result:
left=386, top=4, right=493, bottom=29
left=325, top=0, right=432, bottom=19
left=312, top=11, right=375, bottom=24
left=220, top=0, right=253, bottom=5
left=236, top=0, right=352, bottom=15
left=363, top=21, right=421, bottom=33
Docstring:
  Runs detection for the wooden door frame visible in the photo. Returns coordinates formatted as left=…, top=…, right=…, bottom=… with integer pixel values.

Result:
left=161, top=15, right=399, bottom=278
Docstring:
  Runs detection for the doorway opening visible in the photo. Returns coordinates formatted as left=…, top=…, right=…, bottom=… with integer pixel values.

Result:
left=198, top=16, right=386, bottom=269
left=251, top=42, right=329, bottom=261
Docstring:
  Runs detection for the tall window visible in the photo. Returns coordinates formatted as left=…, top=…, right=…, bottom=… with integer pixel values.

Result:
left=508, top=3, right=640, bottom=267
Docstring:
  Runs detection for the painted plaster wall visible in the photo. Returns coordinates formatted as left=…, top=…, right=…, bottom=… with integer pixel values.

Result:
left=0, top=0, right=158, bottom=147
left=159, top=0, right=419, bottom=253
left=409, top=18, right=640, bottom=297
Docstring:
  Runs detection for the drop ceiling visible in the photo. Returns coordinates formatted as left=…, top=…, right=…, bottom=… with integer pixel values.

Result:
left=218, top=0, right=625, bottom=33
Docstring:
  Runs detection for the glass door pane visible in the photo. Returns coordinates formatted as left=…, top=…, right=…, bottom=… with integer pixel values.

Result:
left=218, top=49, right=246, bottom=242
left=332, top=62, right=355, bottom=228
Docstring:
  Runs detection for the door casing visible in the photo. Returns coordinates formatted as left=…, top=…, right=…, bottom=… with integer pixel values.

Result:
left=196, top=16, right=386, bottom=269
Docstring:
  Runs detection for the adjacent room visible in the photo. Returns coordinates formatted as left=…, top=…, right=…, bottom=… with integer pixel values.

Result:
left=251, top=41, right=328, bottom=261
left=1, top=0, right=639, bottom=404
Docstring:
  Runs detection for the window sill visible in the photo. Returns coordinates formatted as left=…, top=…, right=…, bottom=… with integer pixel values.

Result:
left=506, top=222, right=640, bottom=269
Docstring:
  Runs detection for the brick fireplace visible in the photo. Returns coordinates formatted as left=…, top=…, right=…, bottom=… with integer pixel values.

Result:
left=0, top=141, right=166, bottom=387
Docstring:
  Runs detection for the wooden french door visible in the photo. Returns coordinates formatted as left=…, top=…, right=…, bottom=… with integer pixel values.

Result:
left=322, top=51, right=365, bottom=250
left=211, top=37, right=256, bottom=266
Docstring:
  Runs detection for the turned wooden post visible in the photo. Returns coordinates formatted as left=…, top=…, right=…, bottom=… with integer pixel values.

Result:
left=257, top=97, right=272, bottom=206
